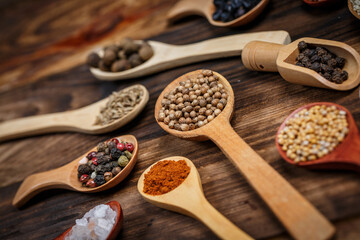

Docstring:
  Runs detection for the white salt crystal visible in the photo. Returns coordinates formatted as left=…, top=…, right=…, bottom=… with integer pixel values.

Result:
left=78, top=157, right=88, bottom=165
left=94, top=226, right=108, bottom=240
left=97, top=218, right=112, bottom=232
left=75, top=218, right=88, bottom=227
left=94, top=204, right=108, bottom=218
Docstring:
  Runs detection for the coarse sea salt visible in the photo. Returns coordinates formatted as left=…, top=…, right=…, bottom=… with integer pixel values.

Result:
left=65, top=204, right=117, bottom=240
left=351, top=0, right=360, bottom=15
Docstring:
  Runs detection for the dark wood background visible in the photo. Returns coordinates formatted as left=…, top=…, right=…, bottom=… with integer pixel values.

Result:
left=0, top=0, right=359, bottom=239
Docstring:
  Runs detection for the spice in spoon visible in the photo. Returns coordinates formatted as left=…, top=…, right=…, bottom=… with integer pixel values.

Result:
left=143, top=160, right=190, bottom=195
left=277, top=105, right=349, bottom=163
left=350, top=0, right=360, bottom=16
left=94, top=85, right=144, bottom=126
left=212, top=0, right=261, bottom=22
left=158, top=69, right=228, bottom=131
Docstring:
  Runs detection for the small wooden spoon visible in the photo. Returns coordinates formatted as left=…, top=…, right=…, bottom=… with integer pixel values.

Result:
left=12, top=135, right=138, bottom=208
left=276, top=102, right=360, bottom=172
left=0, top=85, right=149, bottom=142
left=348, top=0, right=360, bottom=20
left=242, top=38, right=360, bottom=90
left=54, top=201, right=123, bottom=240
left=167, top=0, right=269, bottom=27
left=154, top=70, right=335, bottom=240
left=137, top=156, right=254, bottom=240
left=90, top=31, right=290, bottom=81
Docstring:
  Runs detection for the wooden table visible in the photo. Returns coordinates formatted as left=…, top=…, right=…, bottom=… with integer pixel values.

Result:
left=0, top=0, right=359, bottom=239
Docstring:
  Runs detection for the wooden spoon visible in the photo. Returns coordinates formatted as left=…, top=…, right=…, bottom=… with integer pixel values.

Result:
left=137, top=156, right=254, bottom=240
left=0, top=84, right=149, bottom=142
left=276, top=102, right=360, bottom=172
left=54, top=201, right=123, bottom=240
left=90, top=31, right=291, bottom=81
left=348, top=0, right=360, bottom=20
left=12, top=135, right=138, bottom=208
left=154, top=70, right=335, bottom=240
left=303, top=0, right=341, bottom=7
left=241, top=38, right=360, bottom=90
left=166, top=0, right=269, bottom=27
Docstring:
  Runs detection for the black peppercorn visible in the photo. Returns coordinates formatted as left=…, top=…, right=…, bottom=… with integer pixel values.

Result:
left=98, top=60, right=110, bottom=72
left=78, top=164, right=92, bottom=175
left=298, top=41, right=307, bottom=52
left=327, top=59, right=337, bottom=68
left=321, top=54, right=332, bottom=64
left=110, top=148, right=122, bottom=160
left=296, top=53, right=305, bottom=61
left=86, top=52, right=101, bottom=68
left=94, top=175, right=106, bottom=186
left=107, top=141, right=116, bottom=150
left=322, top=72, right=332, bottom=80
left=97, top=142, right=106, bottom=152
left=336, top=57, right=345, bottom=68
left=128, top=53, right=143, bottom=68
left=310, top=55, right=321, bottom=63
left=310, top=62, right=321, bottom=72
left=110, top=161, right=119, bottom=168
left=103, top=49, right=117, bottom=66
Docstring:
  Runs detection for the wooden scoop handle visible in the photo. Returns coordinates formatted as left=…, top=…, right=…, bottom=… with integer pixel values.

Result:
left=242, top=41, right=284, bottom=72
left=189, top=196, right=253, bottom=240
left=167, top=0, right=209, bottom=23
left=206, top=119, right=335, bottom=240
left=13, top=165, right=72, bottom=208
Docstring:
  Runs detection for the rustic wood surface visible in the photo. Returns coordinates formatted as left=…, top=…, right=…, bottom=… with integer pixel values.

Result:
left=0, top=0, right=359, bottom=239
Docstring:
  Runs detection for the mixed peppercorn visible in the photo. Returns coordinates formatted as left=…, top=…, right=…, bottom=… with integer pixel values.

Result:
left=87, top=37, right=153, bottom=72
left=277, top=105, right=348, bottom=163
left=158, top=69, right=228, bottom=131
left=212, top=0, right=261, bottom=22
left=77, top=138, right=134, bottom=187
left=295, top=41, right=348, bottom=84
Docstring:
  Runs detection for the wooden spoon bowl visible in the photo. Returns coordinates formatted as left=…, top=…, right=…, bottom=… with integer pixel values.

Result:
left=12, top=135, right=138, bottom=208
left=242, top=37, right=360, bottom=90
left=137, top=156, right=253, bottom=240
left=90, top=31, right=290, bottom=81
left=154, top=70, right=335, bottom=240
left=54, top=201, right=123, bottom=240
left=0, top=84, right=149, bottom=142
left=167, top=0, right=269, bottom=27
left=276, top=102, right=360, bottom=172
left=348, top=0, right=360, bottom=20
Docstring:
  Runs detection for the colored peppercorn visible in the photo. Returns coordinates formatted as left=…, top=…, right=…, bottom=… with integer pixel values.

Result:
left=104, top=172, right=113, bottom=182
left=86, top=179, right=97, bottom=188
left=78, top=164, right=92, bottom=175
left=112, top=167, right=121, bottom=176
left=125, top=143, right=134, bottom=152
left=117, top=142, right=125, bottom=151
left=86, top=151, right=97, bottom=160
left=92, top=158, right=98, bottom=166
left=94, top=175, right=106, bottom=186
left=79, top=174, right=90, bottom=183
left=118, top=155, right=129, bottom=167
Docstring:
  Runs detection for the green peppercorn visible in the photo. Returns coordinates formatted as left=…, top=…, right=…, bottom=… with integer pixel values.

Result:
left=118, top=155, right=129, bottom=167
left=124, top=150, right=132, bottom=159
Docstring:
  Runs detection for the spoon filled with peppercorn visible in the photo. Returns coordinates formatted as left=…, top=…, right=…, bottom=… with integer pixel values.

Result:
left=155, top=69, right=335, bottom=240
left=137, top=156, right=254, bottom=240
left=276, top=102, right=360, bottom=172
left=167, top=0, right=269, bottom=27
left=89, top=31, right=290, bottom=81
left=12, top=135, right=138, bottom=208
left=0, top=84, right=149, bottom=142
left=242, top=38, right=360, bottom=90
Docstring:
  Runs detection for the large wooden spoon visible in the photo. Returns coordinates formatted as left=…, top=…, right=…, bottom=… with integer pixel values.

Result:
left=0, top=84, right=149, bottom=142
left=12, top=135, right=138, bottom=208
left=154, top=70, right=335, bottom=240
left=167, top=0, right=269, bottom=27
left=241, top=38, right=360, bottom=90
left=137, top=156, right=254, bottom=240
left=276, top=102, right=360, bottom=172
left=90, top=31, right=290, bottom=81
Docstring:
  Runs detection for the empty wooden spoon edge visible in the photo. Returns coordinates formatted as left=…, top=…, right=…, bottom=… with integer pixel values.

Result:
left=137, top=156, right=253, bottom=240
left=276, top=102, right=360, bottom=172
left=12, top=135, right=138, bottom=208
left=0, top=84, right=149, bottom=142
left=54, top=201, right=123, bottom=240
left=166, top=0, right=269, bottom=27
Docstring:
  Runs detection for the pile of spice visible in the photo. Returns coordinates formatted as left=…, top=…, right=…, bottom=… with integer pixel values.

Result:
left=158, top=69, right=228, bottom=131
left=143, top=160, right=190, bottom=195
left=350, top=0, right=360, bottom=16
left=295, top=41, right=348, bottom=84
left=77, top=138, right=134, bottom=187
left=65, top=204, right=117, bottom=240
left=94, top=86, right=144, bottom=126
left=212, top=0, right=261, bottom=22
left=277, top=105, right=349, bottom=163
left=87, top=37, right=153, bottom=72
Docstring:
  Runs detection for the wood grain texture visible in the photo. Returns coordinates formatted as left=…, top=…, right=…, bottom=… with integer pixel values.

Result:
left=0, top=0, right=360, bottom=239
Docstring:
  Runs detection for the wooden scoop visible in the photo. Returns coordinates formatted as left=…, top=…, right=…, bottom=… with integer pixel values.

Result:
left=54, top=201, right=123, bottom=240
left=154, top=70, right=335, bottom=240
left=242, top=38, right=360, bottom=90
left=12, top=135, right=138, bottom=208
left=137, top=156, right=254, bottom=240
left=0, top=85, right=149, bottom=142
left=90, top=31, right=290, bottom=81
left=276, top=102, right=360, bottom=172
left=167, top=0, right=269, bottom=27
left=348, top=0, right=360, bottom=20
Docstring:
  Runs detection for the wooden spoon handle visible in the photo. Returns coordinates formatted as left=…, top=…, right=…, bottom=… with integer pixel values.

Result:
left=242, top=40, right=284, bottom=72
left=167, top=0, right=209, bottom=23
left=190, top=197, right=253, bottom=240
left=206, top=119, right=335, bottom=240
left=13, top=165, right=73, bottom=208
left=0, top=111, right=76, bottom=142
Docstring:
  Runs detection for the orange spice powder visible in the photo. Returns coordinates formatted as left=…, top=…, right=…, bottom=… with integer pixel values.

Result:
left=143, top=160, right=190, bottom=195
